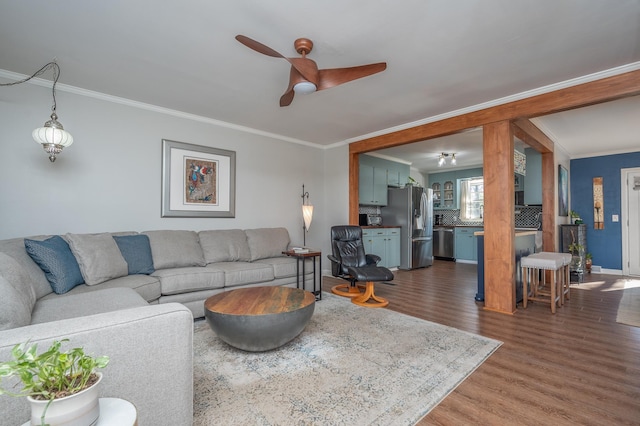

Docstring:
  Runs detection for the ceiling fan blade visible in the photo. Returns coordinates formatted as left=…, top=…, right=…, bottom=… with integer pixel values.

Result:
left=280, top=87, right=295, bottom=107
left=317, top=62, right=387, bottom=91
left=235, top=35, right=286, bottom=58
left=284, top=57, right=319, bottom=86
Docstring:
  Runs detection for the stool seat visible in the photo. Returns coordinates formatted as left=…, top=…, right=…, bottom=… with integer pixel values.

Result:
left=521, top=252, right=570, bottom=313
left=521, top=252, right=571, bottom=269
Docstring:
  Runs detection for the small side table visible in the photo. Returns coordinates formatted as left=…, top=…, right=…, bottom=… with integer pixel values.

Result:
left=282, top=249, right=322, bottom=300
left=22, top=398, right=137, bottom=426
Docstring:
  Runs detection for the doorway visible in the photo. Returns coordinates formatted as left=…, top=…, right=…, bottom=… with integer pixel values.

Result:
left=622, top=167, right=640, bottom=276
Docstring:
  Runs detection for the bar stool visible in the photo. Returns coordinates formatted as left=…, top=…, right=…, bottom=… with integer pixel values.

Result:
left=521, top=252, right=569, bottom=313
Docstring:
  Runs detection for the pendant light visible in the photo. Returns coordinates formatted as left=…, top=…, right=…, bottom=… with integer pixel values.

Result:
left=1, top=62, right=74, bottom=162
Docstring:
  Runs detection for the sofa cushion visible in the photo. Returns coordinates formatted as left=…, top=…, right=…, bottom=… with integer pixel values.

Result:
left=245, top=228, right=290, bottom=261
left=207, top=262, right=274, bottom=288
left=66, top=233, right=128, bottom=285
left=0, top=237, right=54, bottom=299
left=31, top=287, right=149, bottom=324
left=0, top=253, right=36, bottom=330
left=24, top=235, right=85, bottom=294
left=254, top=256, right=313, bottom=279
left=144, top=230, right=206, bottom=269
left=41, top=274, right=162, bottom=304
left=113, top=234, right=155, bottom=275
left=152, top=267, right=225, bottom=295
left=198, top=229, right=251, bottom=263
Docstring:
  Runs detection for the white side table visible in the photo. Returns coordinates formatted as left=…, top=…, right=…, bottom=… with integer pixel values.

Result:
left=22, top=397, right=137, bottom=426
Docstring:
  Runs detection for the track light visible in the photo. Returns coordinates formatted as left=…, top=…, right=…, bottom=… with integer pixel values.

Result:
left=437, top=152, right=456, bottom=167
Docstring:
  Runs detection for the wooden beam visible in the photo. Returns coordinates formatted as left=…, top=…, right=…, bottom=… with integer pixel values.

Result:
left=350, top=69, right=640, bottom=155
left=483, top=121, right=516, bottom=315
left=511, top=118, right=554, bottom=153
left=349, top=152, right=359, bottom=225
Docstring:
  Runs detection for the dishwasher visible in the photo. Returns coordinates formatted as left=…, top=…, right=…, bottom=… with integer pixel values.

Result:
left=433, top=226, right=455, bottom=260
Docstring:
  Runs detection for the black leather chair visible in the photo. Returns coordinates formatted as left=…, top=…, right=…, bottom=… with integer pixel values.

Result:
left=327, top=225, right=394, bottom=307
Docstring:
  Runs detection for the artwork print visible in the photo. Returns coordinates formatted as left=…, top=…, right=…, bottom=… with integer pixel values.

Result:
left=558, top=165, right=568, bottom=217
left=185, top=157, right=217, bottom=204
left=162, top=139, right=235, bottom=218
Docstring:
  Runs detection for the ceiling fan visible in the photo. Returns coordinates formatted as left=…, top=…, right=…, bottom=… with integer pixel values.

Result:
left=235, top=35, right=387, bottom=107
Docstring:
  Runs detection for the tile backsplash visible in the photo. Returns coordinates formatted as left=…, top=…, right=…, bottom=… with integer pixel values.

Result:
left=360, top=205, right=543, bottom=229
left=436, top=205, right=543, bottom=228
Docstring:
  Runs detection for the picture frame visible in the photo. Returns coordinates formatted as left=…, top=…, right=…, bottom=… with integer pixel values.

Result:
left=162, top=139, right=236, bottom=218
left=558, top=164, right=569, bottom=217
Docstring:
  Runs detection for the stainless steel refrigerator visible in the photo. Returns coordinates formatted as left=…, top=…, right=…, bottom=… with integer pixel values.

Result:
left=382, top=186, right=433, bottom=269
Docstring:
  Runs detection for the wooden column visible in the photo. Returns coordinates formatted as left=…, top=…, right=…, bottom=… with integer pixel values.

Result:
left=541, top=151, right=556, bottom=251
left=348, top=150, right=359, bottom=225
left=483, top=121, right=516, bottom=314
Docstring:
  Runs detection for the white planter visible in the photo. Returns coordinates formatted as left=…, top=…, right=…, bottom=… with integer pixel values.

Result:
left=27, top=372, right=102, bottom=426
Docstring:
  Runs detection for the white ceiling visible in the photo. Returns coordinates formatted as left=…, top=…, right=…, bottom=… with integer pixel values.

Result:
left=1, top=0, right=639, bottom=173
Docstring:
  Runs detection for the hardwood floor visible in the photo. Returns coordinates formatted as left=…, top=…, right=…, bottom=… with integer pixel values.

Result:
left=321, top=260, right=640, bottom=425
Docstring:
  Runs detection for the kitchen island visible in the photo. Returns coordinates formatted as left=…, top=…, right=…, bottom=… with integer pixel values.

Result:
left=474, top=230, right=537, bottom=303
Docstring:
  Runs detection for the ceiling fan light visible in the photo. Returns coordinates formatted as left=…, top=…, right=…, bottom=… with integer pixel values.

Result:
left=451, top=153, right=457, bottom=165
left=293, top=81, right=317, bottom=95
left=438, top=153, right=445, bottom=167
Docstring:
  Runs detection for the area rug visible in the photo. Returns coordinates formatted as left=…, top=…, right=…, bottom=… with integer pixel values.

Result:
left=616, top=281, right=640, bottom=327
left=193, top=293, right=502, bottom=425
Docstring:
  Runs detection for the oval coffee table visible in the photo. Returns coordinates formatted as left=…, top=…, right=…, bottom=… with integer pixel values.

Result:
left=204, top=286, right=315, bottom=352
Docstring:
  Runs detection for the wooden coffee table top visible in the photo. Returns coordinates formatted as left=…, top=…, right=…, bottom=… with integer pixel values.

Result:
left=205, top=286, right=315, bottom=316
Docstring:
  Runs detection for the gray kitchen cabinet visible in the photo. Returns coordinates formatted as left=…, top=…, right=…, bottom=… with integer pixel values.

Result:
left=524, top=148, right=542, bottom=205
left=359, top=164, right=388, bottom=205
left=454, top=227, right=483, bottom=261
left=362, top=227, right=401, bottom=268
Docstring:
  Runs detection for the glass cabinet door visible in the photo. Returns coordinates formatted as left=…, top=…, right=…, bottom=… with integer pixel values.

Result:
left=443, top=181, right=454, bottom=208
left=432, top=182, right=441, bottom=208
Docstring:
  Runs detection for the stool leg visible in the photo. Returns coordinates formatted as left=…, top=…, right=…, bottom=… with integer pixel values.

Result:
left=522, top=266, right=528, bottom=308
left=564, top=265, right=570, bottom=301
left=550, top=272, right=556, bottom=314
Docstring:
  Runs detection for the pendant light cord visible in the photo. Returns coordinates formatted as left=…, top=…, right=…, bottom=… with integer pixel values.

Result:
left=0, top=62, right=60, bottom=113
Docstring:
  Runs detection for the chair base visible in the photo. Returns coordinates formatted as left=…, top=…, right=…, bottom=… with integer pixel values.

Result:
left=351, top=281, right=389, bottom=308
left=331, top=283, right=365, bottom=298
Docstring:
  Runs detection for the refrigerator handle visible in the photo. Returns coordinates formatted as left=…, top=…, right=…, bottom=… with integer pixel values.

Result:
left=420, top=191, right=428, bottom=229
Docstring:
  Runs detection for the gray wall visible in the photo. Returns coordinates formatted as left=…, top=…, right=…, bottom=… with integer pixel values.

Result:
left=0, top=81, right=345, bottom=258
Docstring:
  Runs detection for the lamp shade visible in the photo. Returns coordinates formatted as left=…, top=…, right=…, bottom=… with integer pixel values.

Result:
left=302, top=204, right=314, bottom=231
left=293, top=81, right=317, bottom=94
left=32, top=126, right=74, bottom=147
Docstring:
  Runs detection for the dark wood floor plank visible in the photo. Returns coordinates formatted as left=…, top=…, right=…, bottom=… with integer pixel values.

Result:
left=321, top=259, right=640, bottom=425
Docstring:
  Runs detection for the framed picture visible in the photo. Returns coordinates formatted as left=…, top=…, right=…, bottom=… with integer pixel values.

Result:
left=558, top=164, right=568, bottom=217
left=162, top=139, right=236, bottom=217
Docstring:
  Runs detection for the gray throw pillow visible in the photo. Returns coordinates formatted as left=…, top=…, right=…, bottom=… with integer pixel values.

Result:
left=245, top=228, right=290, bottom=261
left=199, top=229, right=251, bottom=263
left=143, top=230, right=206, bottom=269
left=66, top=233, right=128, bottom=285
left=0, top=253, right=36, bottom=330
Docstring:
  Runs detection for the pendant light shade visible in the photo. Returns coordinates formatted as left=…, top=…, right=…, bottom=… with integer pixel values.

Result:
left=32, top=112, right=74, bottom=162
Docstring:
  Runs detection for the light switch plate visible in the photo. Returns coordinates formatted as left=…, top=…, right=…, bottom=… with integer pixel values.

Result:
left=612, top=214, right=619, bottom=222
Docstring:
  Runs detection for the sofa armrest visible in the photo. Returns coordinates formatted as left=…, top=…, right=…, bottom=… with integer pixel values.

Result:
left=0, top=303, right=193, bottom=426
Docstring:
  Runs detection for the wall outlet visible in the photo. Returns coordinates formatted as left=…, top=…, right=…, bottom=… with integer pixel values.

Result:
left=612, top=214, right=619, bottom=222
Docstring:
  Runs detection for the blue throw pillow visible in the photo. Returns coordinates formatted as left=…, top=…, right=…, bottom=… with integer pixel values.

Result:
left=24, top=236, right=84, bottom=294
left=113, top=234, right=155, bottom=275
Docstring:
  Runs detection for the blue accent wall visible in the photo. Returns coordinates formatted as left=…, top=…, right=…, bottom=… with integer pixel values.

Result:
left=570, top=151, right=640, bottom=270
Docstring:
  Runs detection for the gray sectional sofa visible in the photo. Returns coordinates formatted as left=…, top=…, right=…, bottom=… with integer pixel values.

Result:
left=0, top=227, right=311, bottom=426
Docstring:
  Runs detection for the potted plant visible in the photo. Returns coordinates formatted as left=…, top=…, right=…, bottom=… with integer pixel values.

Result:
left=569, top=210, right=582, bottom=224
left=585, top=252, right=593, bottom=273
left=0, top=339, right=109, bottom=426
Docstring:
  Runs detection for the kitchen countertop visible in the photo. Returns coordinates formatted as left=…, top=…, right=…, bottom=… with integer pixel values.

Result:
left=474, top=230, right=538, bottom=236
left=361, top=225, right=401, bottom=229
